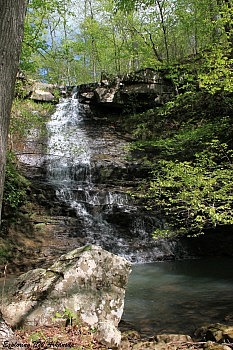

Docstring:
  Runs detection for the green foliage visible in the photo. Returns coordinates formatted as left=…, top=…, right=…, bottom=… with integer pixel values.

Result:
left=198, top=46, right=233, bottom=93
left=10, top=99, right=53, bottom=141
left=53, top=308, right=80, bottom=326
left=18, top=0, right=233, bottom=84
left=21, top=0, right=72, bottom=76
left=127, top=87, right=233, bottom=238
left=128, top=90, right=233, bottom=158
left=3, top=153, right=30, bottom=212
left=29, top=330, right=47, bottom=343
left=132, top=117, right=232, bottom=161
left=1, top=98, right=54, bottom=222
left=144, top=141, right=233, bottom=237
left=4, top=99, right=53, bottom=215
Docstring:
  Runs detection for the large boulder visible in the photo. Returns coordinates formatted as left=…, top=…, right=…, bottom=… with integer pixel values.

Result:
left=30, top=82, right=56, bottom=102
left=30, top=89, right=55, bottom=102
left=2, top=245, right=132, bottom=348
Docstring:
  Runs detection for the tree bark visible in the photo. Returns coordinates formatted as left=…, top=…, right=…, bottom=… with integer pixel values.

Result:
left=0, top=0, right=27, bottom=225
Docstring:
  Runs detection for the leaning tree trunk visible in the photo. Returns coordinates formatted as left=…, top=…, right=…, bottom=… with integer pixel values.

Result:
left=0, top=0, right=27, bottom=225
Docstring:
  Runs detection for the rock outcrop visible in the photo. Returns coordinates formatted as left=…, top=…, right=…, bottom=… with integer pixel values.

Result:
left=30, top=82, right=56, bottom=102
left=78, top=68, right=175, bottom=114
left=30, top=89, right=55, bottom=102
left=15, top=78, right=58, bottom=102
left=2, top=245, right=132, bottom=348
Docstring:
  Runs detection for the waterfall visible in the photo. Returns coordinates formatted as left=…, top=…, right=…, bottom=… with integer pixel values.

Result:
left=45, top=97, right=178, bottom=263
left=46, top=97, right=91, bottom=185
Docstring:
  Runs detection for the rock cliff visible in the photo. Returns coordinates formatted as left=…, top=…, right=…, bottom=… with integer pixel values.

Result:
left=78, top=68, right=175, bottom=114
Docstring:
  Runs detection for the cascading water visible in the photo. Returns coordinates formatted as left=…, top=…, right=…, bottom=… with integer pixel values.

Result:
left=45, top=96, right=178, bottom=262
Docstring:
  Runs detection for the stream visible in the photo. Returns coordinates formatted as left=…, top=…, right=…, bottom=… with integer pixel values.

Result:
left=122, top=257, right=233, bottom=336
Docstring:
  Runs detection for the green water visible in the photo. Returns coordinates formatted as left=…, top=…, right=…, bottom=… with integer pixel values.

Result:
left=122, top=257, right=233, bottom=336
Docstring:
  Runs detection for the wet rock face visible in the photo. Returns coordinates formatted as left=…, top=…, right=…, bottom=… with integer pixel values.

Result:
left=2, top=245, right=132, bottom=348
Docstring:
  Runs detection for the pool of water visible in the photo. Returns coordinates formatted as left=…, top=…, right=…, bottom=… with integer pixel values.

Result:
left=122, top=257, right=233, bottom=336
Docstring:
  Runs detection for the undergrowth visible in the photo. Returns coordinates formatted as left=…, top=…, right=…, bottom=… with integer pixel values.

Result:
left=125, top=90, right=233, bottom=237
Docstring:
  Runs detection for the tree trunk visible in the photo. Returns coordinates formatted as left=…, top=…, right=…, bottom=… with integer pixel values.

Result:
left=0, top=0, right=27, bottom=225
left=156, top=0, right=169, bottom=63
